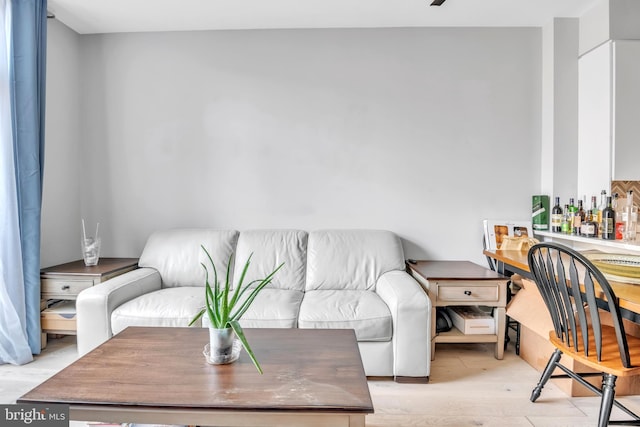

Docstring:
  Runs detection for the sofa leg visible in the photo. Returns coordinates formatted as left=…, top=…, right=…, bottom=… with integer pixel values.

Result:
left=394, top=376, right=429, bottom=384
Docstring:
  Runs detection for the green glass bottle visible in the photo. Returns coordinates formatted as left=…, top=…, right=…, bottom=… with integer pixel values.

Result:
left=568, top=198, right=577, bottom=235
left=561, top=204, right=571, bottom=234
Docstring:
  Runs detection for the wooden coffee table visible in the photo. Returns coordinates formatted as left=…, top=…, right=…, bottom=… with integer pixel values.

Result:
left=18, top=327, right=373, bottom=427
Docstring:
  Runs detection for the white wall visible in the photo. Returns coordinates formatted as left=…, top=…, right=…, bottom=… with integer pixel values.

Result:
left=42, top=20, right=82, bottom=267
left=45, top=26, right=541, bottom=266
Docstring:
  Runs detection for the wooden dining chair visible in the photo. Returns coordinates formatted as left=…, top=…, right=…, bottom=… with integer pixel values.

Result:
left=527, top=242, right=640, bottom=426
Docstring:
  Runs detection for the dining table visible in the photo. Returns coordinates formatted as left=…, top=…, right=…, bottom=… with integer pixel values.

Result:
left=483, top=248, right=640, bottom=324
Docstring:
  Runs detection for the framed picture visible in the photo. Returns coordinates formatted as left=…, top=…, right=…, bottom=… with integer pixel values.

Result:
left=483, top=219, right=533, bottom=250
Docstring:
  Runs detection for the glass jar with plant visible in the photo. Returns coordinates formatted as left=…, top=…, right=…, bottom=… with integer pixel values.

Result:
left=190, top=245, right=283, bottom=373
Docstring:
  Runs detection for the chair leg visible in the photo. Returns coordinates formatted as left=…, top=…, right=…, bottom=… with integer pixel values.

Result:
left=598, top=373, right=617, bottom=427
left=504, top=316, right=521, bottom=354
left=504, top=318, right=511, bottom=350
left=531, top=349, right=562, bottom=402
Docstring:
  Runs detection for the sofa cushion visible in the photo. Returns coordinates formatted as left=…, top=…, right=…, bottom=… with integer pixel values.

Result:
left=139, top=229, right=238, bottom=288
left=306, top=230, right=405, bottom=291
left=235, top=289, right=304, bottom=328
left=111, top=287, right=205, bottom=334
left=233, top=229, right=307, bottom=292
left=298, top=290, right=392, bottom=341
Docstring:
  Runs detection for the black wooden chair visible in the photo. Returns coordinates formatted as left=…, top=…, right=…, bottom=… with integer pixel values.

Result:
left=528, top=242, right=640, bottom=427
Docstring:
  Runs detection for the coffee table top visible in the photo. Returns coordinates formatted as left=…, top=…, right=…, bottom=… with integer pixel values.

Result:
left=19, top=327, right=373, bottom=414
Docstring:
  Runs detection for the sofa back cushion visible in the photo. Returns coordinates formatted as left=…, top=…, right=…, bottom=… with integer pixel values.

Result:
left=139, top=229, right=239, bottom=288
left=306, top=230, right=405, bottom=291
left=233, top=229, right=307, bottom=292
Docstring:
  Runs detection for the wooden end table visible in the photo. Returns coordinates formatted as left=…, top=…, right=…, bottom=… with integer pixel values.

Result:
left=406, top=260, right=508, bottom=360
left=40, top=258, right=138, bottom=345
left=19, top=327, right=373, bottom=427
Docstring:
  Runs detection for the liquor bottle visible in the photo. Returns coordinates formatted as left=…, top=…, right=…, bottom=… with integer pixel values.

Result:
left=561, top=204, right=571, bottom=234
left=551, top=197, right=562, bottom=233
left=602, top=196, right=616, bottom=240
left=597, top=190, right=607, bottom=238
left=581, top=196, right=598, bottom=238
left=574, top=199, right=585, bottom=235
left=568, top=198, right=577, bottom=235
left=622, top=190, right=637, bottom=242
left=613, top=193, right=624, bottom=239
left=578, top=200, right=587, bottom=234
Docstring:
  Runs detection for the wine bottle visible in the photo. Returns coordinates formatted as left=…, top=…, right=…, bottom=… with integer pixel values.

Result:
left=551, top=197, right=562, bottom=233
left=602, top=196, right=616, bottom=240
left=597, top=189, right=607, bottom=238
left=575, top=199, right=585, bottom=235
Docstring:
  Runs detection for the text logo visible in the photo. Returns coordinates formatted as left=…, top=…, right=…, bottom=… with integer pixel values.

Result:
left=2, top=405, right=68, bottom=426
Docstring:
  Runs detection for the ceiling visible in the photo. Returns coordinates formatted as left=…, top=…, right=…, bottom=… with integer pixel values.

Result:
left=48, top=0, right=601, bottom=35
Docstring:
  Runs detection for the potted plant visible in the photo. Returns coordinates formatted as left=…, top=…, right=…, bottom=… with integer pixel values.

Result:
left=190, top=245, right=283, bottom=374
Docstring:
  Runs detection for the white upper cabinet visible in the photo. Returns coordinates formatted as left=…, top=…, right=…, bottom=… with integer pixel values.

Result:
left=578, top=42, right=612, bottom=199
left=612, top=41, right=640, bottom=180
left=578, top=40, right=640, bottom=199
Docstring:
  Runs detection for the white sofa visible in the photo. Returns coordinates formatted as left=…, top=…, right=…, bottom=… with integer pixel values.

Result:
left=76, top=229, right=431, bottom=381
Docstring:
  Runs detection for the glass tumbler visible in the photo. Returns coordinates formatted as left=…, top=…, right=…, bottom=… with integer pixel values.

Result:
left=82, top=237, right=101, bottom=266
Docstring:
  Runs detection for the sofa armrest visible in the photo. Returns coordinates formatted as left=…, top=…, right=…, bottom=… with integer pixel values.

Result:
left=376, top=270, right=431, bottom=378
left=76, top=268, right=162, bottom=356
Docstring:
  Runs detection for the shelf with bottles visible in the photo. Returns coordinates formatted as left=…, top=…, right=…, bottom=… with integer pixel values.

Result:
left=535, top=230, right=640, bottom=254
left=547, top=189, right=638, bottom=254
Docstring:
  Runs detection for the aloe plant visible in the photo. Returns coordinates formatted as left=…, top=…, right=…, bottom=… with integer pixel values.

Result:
left=189, top=245, right=284, bottom=374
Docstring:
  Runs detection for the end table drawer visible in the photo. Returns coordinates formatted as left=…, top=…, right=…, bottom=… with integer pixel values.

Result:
left=41, top=278, right=93, bottom=299
left=437, top=283, right=500, bottom=303
left=41, top=301, right=77, bottom=333
left=41, top=311, right=77, bottom=333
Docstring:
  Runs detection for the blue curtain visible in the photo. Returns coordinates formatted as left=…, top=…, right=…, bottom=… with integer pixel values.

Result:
left=0, top=0, right=47, bottom=363
left=0, top=0, right=31, bottom=365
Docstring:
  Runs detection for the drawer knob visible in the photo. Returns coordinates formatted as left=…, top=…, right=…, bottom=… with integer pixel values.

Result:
left=61, top=285, right=70, bottom=290
left=464, top=290, right=472, bottom=296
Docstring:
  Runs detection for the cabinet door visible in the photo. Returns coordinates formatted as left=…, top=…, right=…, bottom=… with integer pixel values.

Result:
left=613, top=40, right=640, bottom=180
left=578, top=42, right=612, bottom=199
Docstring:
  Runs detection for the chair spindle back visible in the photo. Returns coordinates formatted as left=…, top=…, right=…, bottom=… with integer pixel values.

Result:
left=527, top=242, right=631, bottom=368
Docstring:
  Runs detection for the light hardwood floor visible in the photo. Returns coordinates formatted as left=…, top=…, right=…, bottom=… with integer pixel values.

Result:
left=2, top=334, right=640, bottom=427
